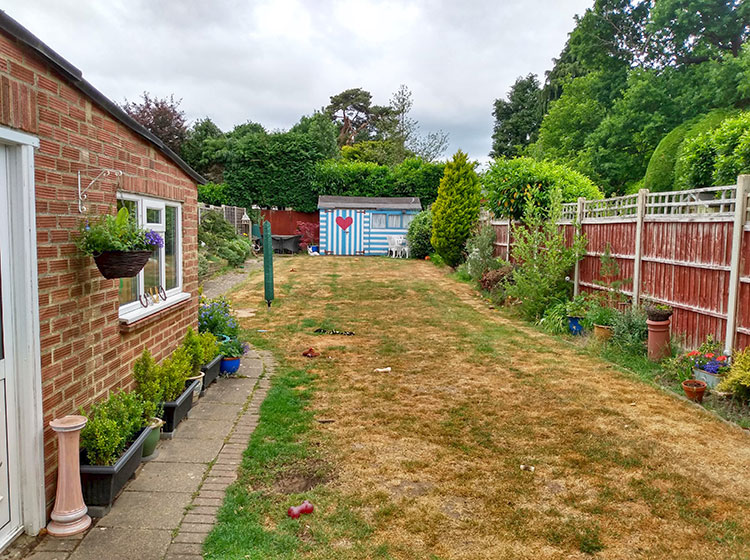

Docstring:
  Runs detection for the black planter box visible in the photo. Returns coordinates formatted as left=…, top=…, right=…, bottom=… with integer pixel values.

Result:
left=201, top=354, right=222, bottom=394
left=161, top=378, right=201, bottom=433
left=80, top=426, right=151, bottom=509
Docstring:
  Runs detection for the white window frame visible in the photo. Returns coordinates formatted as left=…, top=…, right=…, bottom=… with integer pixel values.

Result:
left=0, top=125, right=45, bottom=538
left=117, top=193, right=188, bottom=324
left=371, top=212, right=388, bottom=230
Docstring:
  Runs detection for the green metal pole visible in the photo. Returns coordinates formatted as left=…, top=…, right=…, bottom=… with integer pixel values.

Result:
left=263, top=220, right=274, bottom=307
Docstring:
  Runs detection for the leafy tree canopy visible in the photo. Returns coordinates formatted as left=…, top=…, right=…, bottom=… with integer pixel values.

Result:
left=490, top=74, right=543, bottom=158
left=122, top=92, right=188, bottom=154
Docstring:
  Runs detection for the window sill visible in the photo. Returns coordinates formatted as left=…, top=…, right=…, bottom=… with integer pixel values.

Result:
left=119, top=292, right=192, bottom=332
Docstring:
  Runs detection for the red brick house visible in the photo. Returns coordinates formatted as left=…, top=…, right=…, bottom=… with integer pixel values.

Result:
left=0, top=11, right=204, bottom=547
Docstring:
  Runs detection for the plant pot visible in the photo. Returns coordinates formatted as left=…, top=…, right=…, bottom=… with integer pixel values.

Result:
left=567, top=316, right=583, bottom=336
left=693, top=367, right=723, bottom=389
left=80, top=427, right=151, bottom=509
left=186, top=372, right=205, bottom=404
left=645, top=306, right=673, bottom=322
left=92, top=250, right=151, bottom=279
left=593, top=324, right=614, bottom=341
left=647, top=318, right=672, bottom=361
left=200, top=354, right=222, bottom=394
left=141, top=418, right=164, bottom=461
left=682, top=379, right=707, bottom=403
left=220, top=356, right=241, bottom=375
left=161, top=379, right=202, bottom=434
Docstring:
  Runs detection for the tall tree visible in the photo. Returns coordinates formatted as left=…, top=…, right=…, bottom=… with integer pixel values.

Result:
left=181, top=118, right=224, bottom=180
left=121, top=92, right=188, bottom=154
left=325, top=88, right=392, bottom=147
left=649, top=0, right=750, bottom=67
left=290, top=112, right=340, bottom=159
left=431, top=150, right=481, bottom=267
left=490, top=74, right=543, bottom=158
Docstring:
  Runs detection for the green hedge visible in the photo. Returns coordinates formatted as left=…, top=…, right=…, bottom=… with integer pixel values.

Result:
left=483, top=157, right=603, bottom=220
left=673, top=109, right=737, bottom=190
left=643, top=119, right=698, bottom=193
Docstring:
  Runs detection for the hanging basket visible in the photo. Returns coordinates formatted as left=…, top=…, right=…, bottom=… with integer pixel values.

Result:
left=93, top=250, right=151, bottom=279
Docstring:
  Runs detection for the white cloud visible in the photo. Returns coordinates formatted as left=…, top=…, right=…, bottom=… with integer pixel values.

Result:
left=3, top=0, right=591, bottom=159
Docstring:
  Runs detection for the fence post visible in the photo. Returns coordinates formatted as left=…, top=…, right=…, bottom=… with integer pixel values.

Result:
left=724, top=175, right=750, bottom=354
left=632, top=189, right=648, bottom=308
left=573, top=197, right=585, bottom=297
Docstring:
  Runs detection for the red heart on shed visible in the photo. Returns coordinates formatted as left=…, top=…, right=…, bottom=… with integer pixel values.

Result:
left=336, top=216, right=353, bottom=230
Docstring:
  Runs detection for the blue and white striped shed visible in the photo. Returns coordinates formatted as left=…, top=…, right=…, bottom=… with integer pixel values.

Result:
left=318, top=196, right=422, bottom=256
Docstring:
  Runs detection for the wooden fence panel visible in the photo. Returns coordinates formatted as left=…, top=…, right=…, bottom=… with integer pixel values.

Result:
left=486, top=178, right=750, bottom=352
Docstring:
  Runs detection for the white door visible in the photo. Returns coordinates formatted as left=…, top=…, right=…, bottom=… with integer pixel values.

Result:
left=0, top=146, right=22, bottom=547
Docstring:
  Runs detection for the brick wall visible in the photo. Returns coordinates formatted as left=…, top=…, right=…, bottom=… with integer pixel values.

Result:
left=0, top=31, right=199, bottom=510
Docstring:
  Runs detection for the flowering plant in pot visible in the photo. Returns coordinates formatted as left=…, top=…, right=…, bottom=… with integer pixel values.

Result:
left=219, top=338, right=250, bottom=375
left=76, top=207, right=164, bottom=279
left=198, top=297, right=240, bottom=338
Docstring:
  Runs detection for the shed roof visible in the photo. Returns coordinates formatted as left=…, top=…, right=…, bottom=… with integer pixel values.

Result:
left=318, top=196, right=422, bottom=211
left=0, top=11, right=205, bottom=184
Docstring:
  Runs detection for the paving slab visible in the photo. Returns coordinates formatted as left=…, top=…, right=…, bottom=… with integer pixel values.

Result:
left=96, top=491, right=190, bottom=529
left=168, top=418, right=235, bottom=441
left=187, top=402, right=243, bottom=421
left=127, top=462, right=204, bottom=493
left=67, top=528, right=171, bottom=560
left=152, top=437, right=224, bottom=464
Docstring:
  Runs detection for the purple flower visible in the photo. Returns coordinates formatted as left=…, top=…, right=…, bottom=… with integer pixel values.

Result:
left=145, top=230, right=164, bottom=248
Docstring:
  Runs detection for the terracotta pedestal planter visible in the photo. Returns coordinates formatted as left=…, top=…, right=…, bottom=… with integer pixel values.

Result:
left=682, top=379, right=707, bottom=403
left=647, top=319, right=671, bottom=361
left=47, top=415, right=91, bottom=537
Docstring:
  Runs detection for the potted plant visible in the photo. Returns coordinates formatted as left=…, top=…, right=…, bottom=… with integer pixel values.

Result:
left=644, top=303, right=673, bottom=322
left=79, top=390, right=152, bottom=510
left=687, top=348, right=730, bottom=389
left=199, top=332, right=221, bottom=393
left=565, top=295, right=588, bottom=335
left=182, top=328, right=205, bottom=402
left=682, top=379, right=707, bottom=403
left=141, top=416, right=164, bottom=461
left=717, top=348, right=750, bottom=401
left=644, top=303, right=673, bottom=361
left=198, top=297, right=240, bottom=339
left=586, top=303, right=619, bottom=341
left=76, top=207, right=164, bottom=279
left=219, top=338, right=249, bottom=375
left=133, top=348, right=199, bottom=436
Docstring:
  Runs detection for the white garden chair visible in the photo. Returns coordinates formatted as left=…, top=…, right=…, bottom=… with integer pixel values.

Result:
left=387, top=236, right=400, bottom=258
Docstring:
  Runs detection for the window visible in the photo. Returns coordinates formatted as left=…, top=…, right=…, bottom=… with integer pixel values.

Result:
left=402, top=213, right=414, bottom=228
left=117, top=194, right=186, bottom=322
left=371, top=213, right=387, bottom=229
left=387, top=213, right=401, bottom=228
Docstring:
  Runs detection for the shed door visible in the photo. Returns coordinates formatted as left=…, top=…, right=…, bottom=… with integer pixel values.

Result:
left=0, top=146, right=21, bottom=547
left=327, top=210, right=364, bottom=255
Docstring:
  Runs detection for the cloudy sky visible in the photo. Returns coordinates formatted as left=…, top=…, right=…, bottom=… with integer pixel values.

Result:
left=4, top=0, right=591, bottom=163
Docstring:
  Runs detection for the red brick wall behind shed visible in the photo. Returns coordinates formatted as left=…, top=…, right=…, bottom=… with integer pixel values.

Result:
left=0, top=31, right=199, bottom=510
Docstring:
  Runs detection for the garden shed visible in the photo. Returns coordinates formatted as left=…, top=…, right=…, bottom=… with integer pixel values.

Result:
left=318, top=196, right=421, bottom=255
left=0, top=11, right=203, bottom=547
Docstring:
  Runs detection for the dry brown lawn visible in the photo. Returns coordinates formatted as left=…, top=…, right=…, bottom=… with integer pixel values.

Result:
left=228, top=256, right=750, bottom=559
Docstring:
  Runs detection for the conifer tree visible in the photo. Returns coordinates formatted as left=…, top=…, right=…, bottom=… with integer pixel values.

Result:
left=430, top=150, right=481, bottom=267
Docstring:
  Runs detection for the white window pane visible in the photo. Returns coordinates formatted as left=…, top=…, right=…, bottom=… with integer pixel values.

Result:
left=372, top=213, right=386, bottom=228
left=144, top=248, right=162, bottom=295
left=387, top=214, right=401, bottom=228
left=165, top=206, right=178, bottom=291
left=403, top=214, right=414, bottom=228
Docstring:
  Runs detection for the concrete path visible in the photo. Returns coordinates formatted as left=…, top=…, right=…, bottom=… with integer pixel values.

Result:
left=21, top=349, right=275, bottom=560
left=200, top=259, right=262, bottom=301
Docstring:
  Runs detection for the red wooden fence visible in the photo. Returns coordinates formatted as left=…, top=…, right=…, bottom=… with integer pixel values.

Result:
left=260, top=209, right=318, bottom=236
left=486, top=176, right=750, bottom=352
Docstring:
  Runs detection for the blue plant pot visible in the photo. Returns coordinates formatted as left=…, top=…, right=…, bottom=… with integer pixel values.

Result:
left=220, top=357, right=241, bottom=374
left=568, top=316, right=583, bottom=336
left=310, top=245, right=319, bottom=252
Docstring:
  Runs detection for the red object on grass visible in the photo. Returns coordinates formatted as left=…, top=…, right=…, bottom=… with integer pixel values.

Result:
left=287, top=500, right=314, bottom=519
left=302, top=348, right=320, bottom=358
